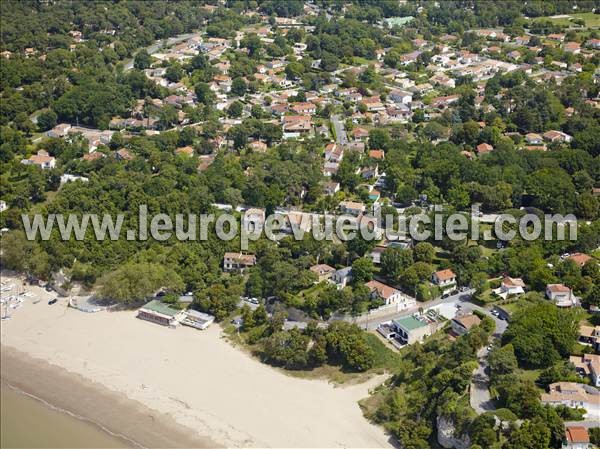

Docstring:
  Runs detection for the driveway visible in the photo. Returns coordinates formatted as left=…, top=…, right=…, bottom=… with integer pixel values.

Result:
left=470, top=345, right=497, bottom=414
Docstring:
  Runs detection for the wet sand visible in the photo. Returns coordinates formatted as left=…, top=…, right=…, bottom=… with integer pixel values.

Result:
left=1, top=348, right=219, bottom=448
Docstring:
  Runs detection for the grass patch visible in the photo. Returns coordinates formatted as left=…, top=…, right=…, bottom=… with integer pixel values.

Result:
left=516, top=367, right=542, bottom=386
left=531, top=12, right=600, bottom=28
left=500, top=301, right=521, bottom=315
left=365, top=332, right=403, bottom=372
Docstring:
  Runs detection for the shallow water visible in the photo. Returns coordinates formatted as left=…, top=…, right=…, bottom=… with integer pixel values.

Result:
left=1, top=383, right=130, bottom=449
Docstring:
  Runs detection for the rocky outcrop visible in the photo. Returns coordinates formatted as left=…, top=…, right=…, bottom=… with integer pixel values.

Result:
left=436, top=416, right=471, bottom=449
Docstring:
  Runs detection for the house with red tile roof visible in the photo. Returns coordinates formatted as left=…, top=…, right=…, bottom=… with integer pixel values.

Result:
left=564, top=426, right=589, bottom=449
left=567, top=253, right=592, bottom=267
left=476, top=143, right=493, bottom=154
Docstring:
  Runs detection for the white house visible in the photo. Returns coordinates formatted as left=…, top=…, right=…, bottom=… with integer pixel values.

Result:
left=60, top=174, right=89, bottom=185
left=546, top=284, right=575, bottom=307
left=493, top=277, right=525, bottom=299
left=330, top=267, right=352, bottom=289
left=541, top=382, right=600, bottom=420
left=389, top=89, right=413, bottom=105
left=21, top=150, right=56, bottom=170
left=242, top=208, right=266, bottom=233
left=365, top=280, right=416, bottom=310
left=431, top=269, right=456, bottom=288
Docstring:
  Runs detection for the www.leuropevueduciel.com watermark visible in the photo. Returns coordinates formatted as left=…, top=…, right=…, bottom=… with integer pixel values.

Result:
left=20, top=205, right=577, bottom=250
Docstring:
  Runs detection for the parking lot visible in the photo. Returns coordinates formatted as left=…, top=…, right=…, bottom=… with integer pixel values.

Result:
left=1, top=272, right=59, bottom=319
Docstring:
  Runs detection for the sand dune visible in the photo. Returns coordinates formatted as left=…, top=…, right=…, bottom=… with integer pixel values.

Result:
left=1, top=292, right=393, bottom=448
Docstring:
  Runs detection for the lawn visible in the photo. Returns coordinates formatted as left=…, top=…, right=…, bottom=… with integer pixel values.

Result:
left=531, top=12, right=600, bottom=28
left=516, top=368, right=543, bottom=388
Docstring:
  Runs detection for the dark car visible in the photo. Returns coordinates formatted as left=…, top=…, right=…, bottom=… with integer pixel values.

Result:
left=48, top=298, right=58, bottom=305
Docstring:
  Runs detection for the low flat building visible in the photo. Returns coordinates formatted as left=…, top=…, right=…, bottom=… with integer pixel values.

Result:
left=180, top=309, right=215, bottom=330
left=137, top=300, right=182, bottom=327
left=392, top=315, right=432, bottom=345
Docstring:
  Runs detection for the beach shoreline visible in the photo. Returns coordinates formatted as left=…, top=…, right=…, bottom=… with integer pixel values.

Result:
left=0, top=276, right=393, bottom=449
left=1, top=346, right=219, bottom=449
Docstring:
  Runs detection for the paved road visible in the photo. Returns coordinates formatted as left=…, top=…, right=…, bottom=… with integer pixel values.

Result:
left=469, top=304, right=508, bottom=414
left=337, top=289, right=477, bottom=331
left=331, top=115, right=348, bottom=145
left=124, top=33, right=196, bottom=70
left=470, top=345, right=497, bottom=414
left=564, top=420, right=600, bottom=429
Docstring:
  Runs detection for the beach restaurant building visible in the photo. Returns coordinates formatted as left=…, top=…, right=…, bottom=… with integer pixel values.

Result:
left=180, top=309, right=215, bottom=330
left=137, top=299, right=182, bottom=327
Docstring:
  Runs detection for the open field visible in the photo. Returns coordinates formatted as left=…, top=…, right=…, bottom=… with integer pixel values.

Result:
left=531, top=12, right=600, bottom=28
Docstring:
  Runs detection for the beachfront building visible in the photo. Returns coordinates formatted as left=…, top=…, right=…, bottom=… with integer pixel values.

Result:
left=392, top=315, right=432, bottom=345
left=180, top=309, right=215, bottom=330
left=223, top=252, right=256, bottom=272
left=137, top=299, right=182, bottom=327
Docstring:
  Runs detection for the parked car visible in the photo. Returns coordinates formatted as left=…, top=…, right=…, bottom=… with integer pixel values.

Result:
left=48, top=298, right=57, bottom=305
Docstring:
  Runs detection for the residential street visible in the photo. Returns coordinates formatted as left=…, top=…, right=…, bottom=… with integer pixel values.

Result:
left=469, top=305, right=508, bottom=414
left=331, top=114, right=348, bottom=145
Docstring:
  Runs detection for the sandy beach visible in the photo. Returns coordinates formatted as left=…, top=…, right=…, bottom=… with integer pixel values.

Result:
left=0, top=278, right=393, bottom=448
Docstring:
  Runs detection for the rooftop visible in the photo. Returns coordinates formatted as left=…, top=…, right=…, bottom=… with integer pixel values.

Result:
left=565, top=426, right=589, bottom=443
left=393, top=315, right=429, bottom=331
left=140, top=299, right=180, bottom=317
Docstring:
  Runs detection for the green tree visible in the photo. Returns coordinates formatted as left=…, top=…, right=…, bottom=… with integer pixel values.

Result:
left=502, top=302, right=578, bottom=368
left=194, top=82, right=215, bottom=106
left=133, top=50, right=151, bottom=70
left=413, top=242, right=435, bottom=263
left=99, top=263, right=183, bottom=304
left=325, top=322, right=374, bottom=371
left=351, top=257, right=375, bottom=283
left=37, top=110, right=57, bottom=131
